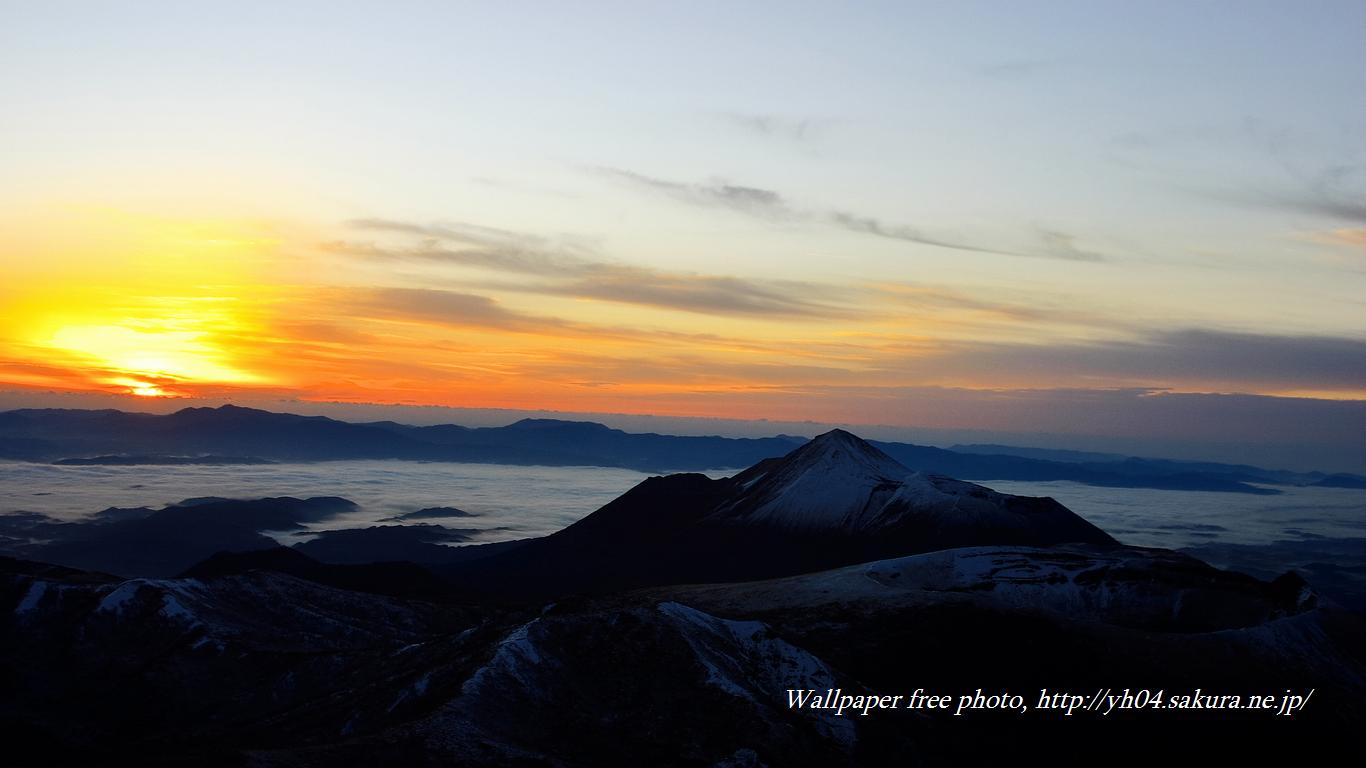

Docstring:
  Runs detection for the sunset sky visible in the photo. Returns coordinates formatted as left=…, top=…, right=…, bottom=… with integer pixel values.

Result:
left=3, top=2, right=1364, bottom=468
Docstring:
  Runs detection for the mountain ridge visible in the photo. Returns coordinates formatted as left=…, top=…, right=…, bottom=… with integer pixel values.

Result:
left=2, top=404, right=1347, bottom=492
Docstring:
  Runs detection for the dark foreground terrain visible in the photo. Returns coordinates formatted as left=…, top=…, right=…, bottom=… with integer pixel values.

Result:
left=2, top=431, right=1363, bottom=765
left=4, top=545, right=1362, bottom=766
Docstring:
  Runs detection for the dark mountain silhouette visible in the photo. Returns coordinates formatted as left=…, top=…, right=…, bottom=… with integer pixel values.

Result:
left=380, top=506, right=476, bottom=522
left=951, top=443, right=1128, bottom=463
left=293, top=524, right=485, bottom=565
left=1312, top=473, right=1366, bottom=489
left=0, top=404, right=1319, bottom=492
left=868, top=440, right=1285, bottom=493
left=0, top=405, right=802, bottom=470
left=0, top=496, right=355, bottom=577
left=52, top=454, right=273, bottom=466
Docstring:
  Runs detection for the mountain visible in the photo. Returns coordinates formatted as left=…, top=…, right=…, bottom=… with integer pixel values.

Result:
left=293, top=524, right=485, bottom=565
left=0, top=404, right=1325, bottom=491
left=951, top=443, right=1127, bottom=463
left=0, top=496, right=357, bottom=577
left=439, top=430, right=1116, bottom=599
left=0, top=405, right=801, bottom=471
left=711, top=430, right=1112, bottom=542
left=867, top=440, right=1288, bottom=493
left=1312, top=473, right=1366, bottom=489
left=380, top=506, right=476, bottom=522
left=52, top=454, right=273, bottom=466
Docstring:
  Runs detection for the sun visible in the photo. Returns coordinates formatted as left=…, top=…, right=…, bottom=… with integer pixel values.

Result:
left=45, top=322, right=263, bottom=388
left=21, top=292, right=273, bottom=397
left=107, top=377, right=176, bottom=398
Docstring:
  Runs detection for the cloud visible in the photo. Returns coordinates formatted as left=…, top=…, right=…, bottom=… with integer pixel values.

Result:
left=347, top=217, right=550, bottom=249
left=339, top=216, right=1117, bottom=324
left=869, top=282, right=1124, bottom=330
left=327, top=239, right=587, bottom=279
left=1289, top=163, right=1366, bottom=223
left=1278, top=196, right=1366, bottom=224
left=486, top=268, right=859, bottom=319
left=1201, top=153, right=1366, bottom=225
left=597, top=167, right=1105, bottom=261
left=334, top=220, right=857, bottom=320
left=827, top=211, right=1018, bottom=257
left=592, top=168, right=792, bottom=218
left=720, top=113, right=815, bottom=142
left=347, top=287, right=558, bottom=334
left=1035, top=228, right=1106, bottom=262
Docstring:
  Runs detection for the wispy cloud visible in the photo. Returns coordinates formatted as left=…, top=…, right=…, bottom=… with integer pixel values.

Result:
left=1186, top=136, right=1366, bottom=226
left=596, top=167, right=1106, bottom=262
left=328, top=239, right=587, bottom=278
left=720, top=113, right=816, bottom=142
left=1255, top=161, right=1366, bottom=224
left=338, top=215, right=1123, bottom=324
left=827, top=211, right=1017, bottom=257
left=592, top=168, right=791, bottom=218
left=482, top=269, right=857, bottom=319
left=870, top=282, right=1126, bottom=330
left=1277, top=196, right=1366, bottom=224
left=333, top=220, right=857, bottom=320
left=347, top=217, right=551, bottom=249
left=1206, top=181, right=1366, bottom=229
left=1036, top=228, right=1106, bottom=262
left=352, top=287, right=556, bottom=333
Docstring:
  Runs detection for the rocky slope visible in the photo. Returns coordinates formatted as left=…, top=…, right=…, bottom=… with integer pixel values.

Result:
left=3, top=544, right=1361, bottom=766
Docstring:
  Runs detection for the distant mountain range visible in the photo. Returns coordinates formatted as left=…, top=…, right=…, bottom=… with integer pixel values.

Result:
left=5, top=404, right=1360, bottom=493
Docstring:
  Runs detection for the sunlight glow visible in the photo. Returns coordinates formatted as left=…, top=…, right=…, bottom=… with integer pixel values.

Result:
left=45, top=321, right=265, bottom=387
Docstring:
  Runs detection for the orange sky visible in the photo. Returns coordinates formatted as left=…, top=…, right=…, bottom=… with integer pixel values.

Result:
left=3, top=205, right=1364, bottom=426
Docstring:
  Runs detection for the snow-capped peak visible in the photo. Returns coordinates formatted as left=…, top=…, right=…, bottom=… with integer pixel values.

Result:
left=709, top=430, right=913, bottom=531
left=788, top=429, right=909, bottom=480
left=708, top=429, right=1114, bottom=546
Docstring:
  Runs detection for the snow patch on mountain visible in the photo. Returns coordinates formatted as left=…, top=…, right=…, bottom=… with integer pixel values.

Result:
left=461, top=619, right=545, bottom=696
left=96, top=582, right=142, bottom=614
left=15, top=580, right=47, bottom=614
left=658, top=601, right=856, bottom=747
left=388, top=672, right=433, bottom=713
left=159, top=593, right=201, bottom=626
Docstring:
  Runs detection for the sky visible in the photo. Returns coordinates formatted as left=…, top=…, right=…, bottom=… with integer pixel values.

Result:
left=2, top=1, right=1365, bottom=470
